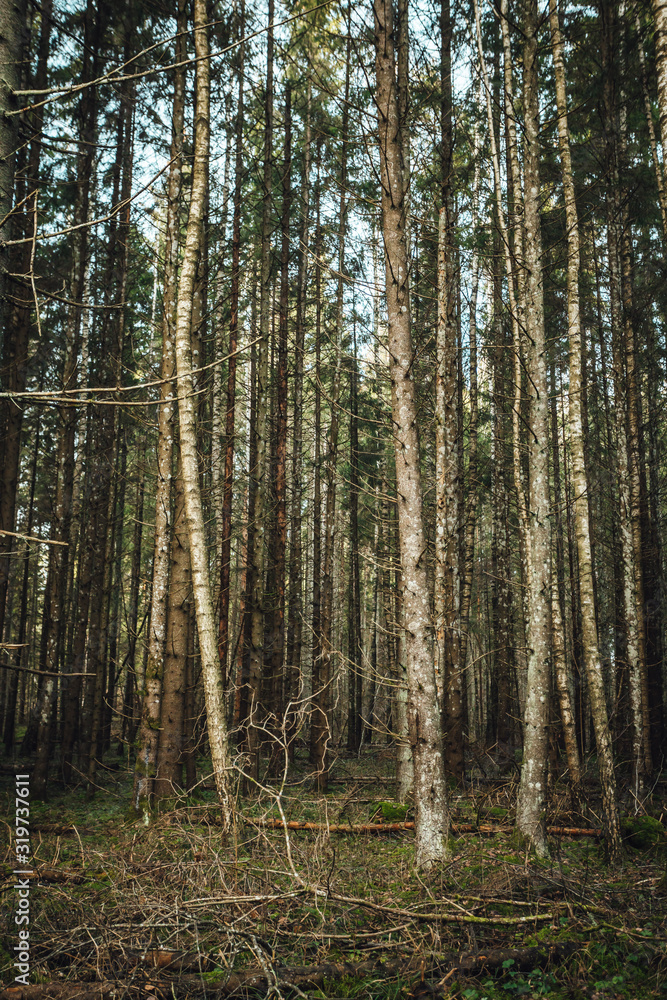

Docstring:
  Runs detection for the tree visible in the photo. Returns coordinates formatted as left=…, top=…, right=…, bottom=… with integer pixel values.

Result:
left=173, top=0, right=231, bottom=825
left=374, top=0, right=448, bottom=867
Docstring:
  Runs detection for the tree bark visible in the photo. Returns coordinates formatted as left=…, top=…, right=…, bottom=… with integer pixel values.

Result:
left=155, top=467, right=190, bottom=797
left=374, top=0, right=448, bottom=866
left=132, top=0, right=186, bottom=817
left=218, top=0, right=245, bottom=690
left=551, top=0, right=622, bottom=862
left=247, top=0, right=275, bottom=782
left=173, top=0, right=232, bottom=825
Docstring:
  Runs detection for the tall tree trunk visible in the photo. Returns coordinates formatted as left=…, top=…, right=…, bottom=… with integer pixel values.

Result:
left=436, top=0, right=463, bottom=783
left=551, top=0, right=622, bottom=862
left=174, top=0, right=232, bottom=825
left=285, top=83, right=312, bottom=754
left=247, top=0, right=275, bottom=781
left=132, top=2, right=186, bottom=816
left=218, top=0, right=245, bottom=691
left=549, top=361, right=582, bottom=804
left=83, top=28, right=135, bottom=794
left=347, top=319, right=362, bottom=752
left=313, top=31, right=351, bottom=789
left=513, top=0, right=552, bottom=858
left=458, top=106, right=481, bottom=682
left=374, top=0, right=448, bottom=866
left=0, top=0, right=28, bottom=638
left=266, top=82, right=292, bottom=752
left=310, top=142, right=323, bottom=767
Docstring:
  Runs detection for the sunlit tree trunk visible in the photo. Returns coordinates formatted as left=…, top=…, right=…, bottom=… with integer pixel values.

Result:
left=653, top=0, right=667, bottom=179
left=374, top=0, right=448, bottom=866
left=174, top=0, right=232, bottom=825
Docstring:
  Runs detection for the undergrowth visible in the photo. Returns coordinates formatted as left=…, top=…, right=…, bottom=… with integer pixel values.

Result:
left=1, top=745, right=666, bottom=998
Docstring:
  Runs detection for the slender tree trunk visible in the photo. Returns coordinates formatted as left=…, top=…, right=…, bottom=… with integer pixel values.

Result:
left=347, top=320, right=362, bottom=752
left=266, top=82, right=292, bottom=751
left=155, top=466, right=190, bottom=797
left=247, top=0, right=275, bottom=781
left=174, top=0, right=232, bottom=823
left=458, top=109, right=481, bottom=680
left=310, top=144, right=323, bottom=767
left=514, top=0, right=552, bottom=858
left=549, top=361, right=582, bottom=804
left=435, top=0, right=463, bottom=783
left=0, top=0, right=28, bottom=637
left=313, top=32, right=351, bottom=789
left=374, top=0, right=448, bottom=866
left=132, top=1, right=186, bottom=817
left=551, top=0, right=622, bottom=862
left=285, top=83, right=312, bottom=754
left=120, top=440, right=146, bottom=749
left=653, top=0, right=667, bottom=179
left=218, top=0, right=245, bottom=689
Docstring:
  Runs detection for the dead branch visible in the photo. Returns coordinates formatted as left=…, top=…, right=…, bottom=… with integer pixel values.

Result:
left=250, top=819, right=602, bottom=837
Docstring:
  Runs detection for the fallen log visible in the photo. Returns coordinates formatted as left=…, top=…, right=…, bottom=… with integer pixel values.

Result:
left=0, top=943, right=578, bottom=1000
left=0, top=959, right=391, bottom=1000
left=249, top=819, right=602, bottom=838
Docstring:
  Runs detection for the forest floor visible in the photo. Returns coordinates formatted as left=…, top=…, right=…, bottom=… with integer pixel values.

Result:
left=1, top=744, right=666, bottom=999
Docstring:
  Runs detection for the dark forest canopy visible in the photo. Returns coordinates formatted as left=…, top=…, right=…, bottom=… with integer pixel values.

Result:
left=1, top=0, right=667, bottom=871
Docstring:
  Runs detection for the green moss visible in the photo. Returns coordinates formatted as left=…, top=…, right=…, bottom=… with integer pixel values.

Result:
left=377, top=801, right=410, bottom=822
left=621, top=815, right=665, bottom=850
left=200, top=968, right=228, bottom=984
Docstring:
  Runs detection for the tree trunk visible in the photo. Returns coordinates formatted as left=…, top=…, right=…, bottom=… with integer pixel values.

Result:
left=313, top=31, right=351, bottom=789
left=285, top=83, right=312, bottom=755
left=347, top=321, right=362, bottom=752
left=173, top=0, right=232, bottom=826
left=247, top=0, right=275, bottom=782
left=266, top=82, right=292, bottom=755
left=436, top=0, right=463, bottom=784
left=132, top=0, right=186, bottom=817
left=374, top=0, right=448, bottom=866
left=514, top=0, right=552, bottom=859
left=155, top=467, right=190, bottom=798
left=551, top=0, right=622, bottom=862
left=218, top=0, right=245, bottom=690
left=310, top=142, right=323, bottom=768
left=0, top=0, right=27, bottom=638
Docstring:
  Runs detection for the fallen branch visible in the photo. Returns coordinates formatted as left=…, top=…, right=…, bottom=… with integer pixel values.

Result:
left=1, top=864, right=85, bottom=885
left=326, top=889, right=556, bottom=926
left=250, top=819, right=602, bottom=838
